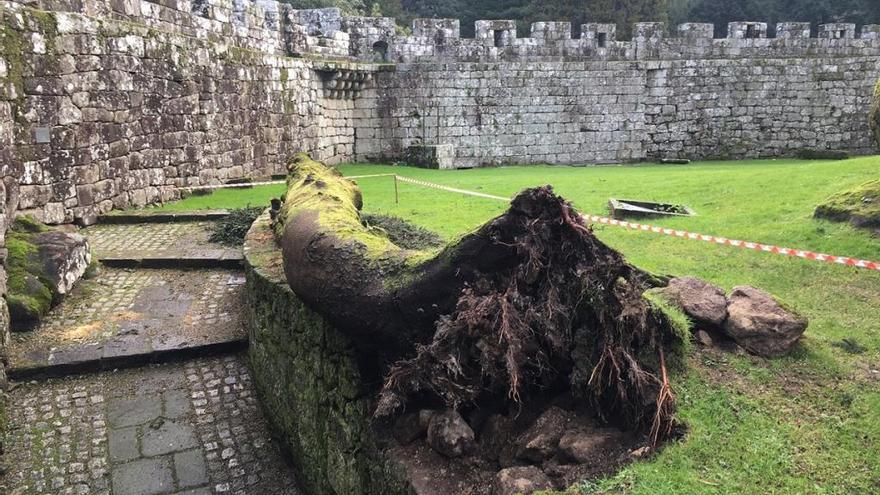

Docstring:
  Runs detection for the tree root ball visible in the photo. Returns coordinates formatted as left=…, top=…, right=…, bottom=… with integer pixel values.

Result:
left=274, top=154, right=690, bottom=444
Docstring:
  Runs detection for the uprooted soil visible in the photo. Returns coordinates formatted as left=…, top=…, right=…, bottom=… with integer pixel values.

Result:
left=377, top=392, right=655, bottom=495
left=277, top=156, right=690, bottom=493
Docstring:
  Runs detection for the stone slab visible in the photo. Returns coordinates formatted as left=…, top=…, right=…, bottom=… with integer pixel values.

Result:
left=83, top=221, right=242, bottom=264
left=99, top=210, right=231, bottom=224
left=8, top=268, right=248, bottom=378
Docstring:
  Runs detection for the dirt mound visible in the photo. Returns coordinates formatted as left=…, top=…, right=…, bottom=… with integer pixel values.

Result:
left=274, top=154, right=690, bottom=492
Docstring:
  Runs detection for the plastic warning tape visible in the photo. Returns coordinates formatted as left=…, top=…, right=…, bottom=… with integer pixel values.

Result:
left=394, top=175, right=511, bottom=201
left=179, top=173, right=395, bottom=191
left=393, top=175, right=880, bottom=272
left=180, top=180, right=286, bottom=191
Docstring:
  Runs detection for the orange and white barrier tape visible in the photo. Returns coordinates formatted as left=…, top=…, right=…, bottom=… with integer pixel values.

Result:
left=179, top=173, right=396, bottom=191
left=394, top=175, right=511, bottom=201
left=392, top=175, right=880, bottom=272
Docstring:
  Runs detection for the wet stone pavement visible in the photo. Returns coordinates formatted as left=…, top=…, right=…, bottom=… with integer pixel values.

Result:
left=9, top=268, right=248, bottom=376
left=2, top=355, right=298, bottom=495
left=2, top=214, right=301, bottom=494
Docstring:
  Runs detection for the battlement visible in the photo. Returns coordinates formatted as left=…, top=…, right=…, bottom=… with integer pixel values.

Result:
left=4, top=0, right=880, bottom=63
left=1, top=0, right=878, bottom=225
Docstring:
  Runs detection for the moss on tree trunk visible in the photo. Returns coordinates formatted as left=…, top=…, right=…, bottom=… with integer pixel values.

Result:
left=275, top=154, right=687, bottom=441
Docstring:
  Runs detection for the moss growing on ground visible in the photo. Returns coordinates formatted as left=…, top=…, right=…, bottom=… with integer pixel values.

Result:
left=814, top=179, right=880, bottom=229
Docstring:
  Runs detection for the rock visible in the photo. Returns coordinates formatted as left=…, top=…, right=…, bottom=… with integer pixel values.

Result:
left=557, top=428, right=624, bottom=464
left=32, top=231, right=91, bottom=295
left=418, top=409, right=438, bottom=429
left=479, top=414, right=514, bottom=462
left=723, top=286, right=808, bottom=357
left=426, top=409, right=475, bottom=458
left=693, top=328, right=715, bottom=347
left=493, top=466, right=554, bottom=495
left=660, top=277, right=728, bottom=327
left=393, top=413, right=426, bottom=445
left=6, top=216, right=91, bottom=326
left=629, top=445, right=652, bottom=459
left=515, top=406, right=572, bottom=463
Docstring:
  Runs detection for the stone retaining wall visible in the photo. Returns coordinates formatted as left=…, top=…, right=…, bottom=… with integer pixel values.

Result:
left=243, top=212, right=413, bottom=495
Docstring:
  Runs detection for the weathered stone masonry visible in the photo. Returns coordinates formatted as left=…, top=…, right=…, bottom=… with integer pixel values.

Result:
left=355, top=21, right=880, bottom=167
left=1, top=1, right=880, bottom=394
left=2, top=2, right=880, bottom=222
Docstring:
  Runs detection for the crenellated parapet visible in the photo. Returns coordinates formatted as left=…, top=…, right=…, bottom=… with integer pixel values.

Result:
left=6, top=0, right=880, bottom=63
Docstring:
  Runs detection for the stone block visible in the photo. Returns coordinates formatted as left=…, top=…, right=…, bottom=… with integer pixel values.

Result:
left=412, top=18, right=460, bottom=40
left=633, top=22, right=665, bottom=42
left=475, top=20, right=516, bottom=48
left=776, top=22, right=811, bottom=39
left=819, top=23, right=856, bottom=39
left=404, top=144, right=456, bottom=169
left=677, top=23, right=714, bottom=39
left=728, top=22, right=768, bottom=39
left=111, top=458, right=175, bottom=495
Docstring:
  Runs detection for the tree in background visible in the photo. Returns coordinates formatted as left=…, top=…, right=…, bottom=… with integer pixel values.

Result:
left=283, top=0, right=366, bottom=14
left=683, top=0, right=880, bottom=36
left=281, top=0, right=880, bottom=38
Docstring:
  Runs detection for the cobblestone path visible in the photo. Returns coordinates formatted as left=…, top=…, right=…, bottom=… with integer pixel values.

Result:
left=1, top=219, right=300, bottom=495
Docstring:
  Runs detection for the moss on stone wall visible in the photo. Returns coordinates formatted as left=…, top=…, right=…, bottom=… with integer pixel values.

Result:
left=0, top=21, right=26, bottom=102
left=244, top=212, right=414, bottom=495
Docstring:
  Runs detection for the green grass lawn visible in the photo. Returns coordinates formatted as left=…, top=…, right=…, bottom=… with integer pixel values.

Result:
left=160, top=157, right=880, bottom=494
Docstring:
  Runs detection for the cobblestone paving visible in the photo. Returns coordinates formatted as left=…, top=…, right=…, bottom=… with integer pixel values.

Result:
left=2, top=355, right=299, bottom=495
left=9, top=268, right=247, bottom=373
left=83, top=223, right=241, bottom=261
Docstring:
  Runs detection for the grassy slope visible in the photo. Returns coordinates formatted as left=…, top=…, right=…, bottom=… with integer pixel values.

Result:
left=158, top=157, right=880, bottom=494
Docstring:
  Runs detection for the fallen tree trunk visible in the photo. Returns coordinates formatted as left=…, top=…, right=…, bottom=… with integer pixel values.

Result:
left=274, top=154, right=686, bottom=441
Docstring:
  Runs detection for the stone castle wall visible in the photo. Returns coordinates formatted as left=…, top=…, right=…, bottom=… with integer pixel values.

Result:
left=351, top=21, right=880, bottom=166
left=0, top=1, right=376, bottom=226
left=1, top=1, right=879, bottom=219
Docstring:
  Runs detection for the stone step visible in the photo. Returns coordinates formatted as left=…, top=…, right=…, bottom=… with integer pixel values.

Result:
left=8, top=268, right=249, bottom=380
left=98, top=210, right=231, bottom=224
left=82, top=221, right=242, bottom=267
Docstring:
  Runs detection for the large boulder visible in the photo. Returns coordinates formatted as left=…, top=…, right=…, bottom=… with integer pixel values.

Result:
left=658, top=276, right=728, bottom=328
left=426, top=409, right=475, bottom=458
left=723, top=286, right=808, bottom=357
left=32, top=231, right=91, bottom=295
left=493, top=466, right=554, bottom=495
left=6, top=216, right=91, bottom=326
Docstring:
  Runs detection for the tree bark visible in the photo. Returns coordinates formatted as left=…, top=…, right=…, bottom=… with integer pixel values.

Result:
left=275, top=154, right=682, bottom=438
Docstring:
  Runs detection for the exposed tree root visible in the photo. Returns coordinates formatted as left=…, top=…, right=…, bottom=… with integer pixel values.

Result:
left=275, top=154, right=684, bottom=441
